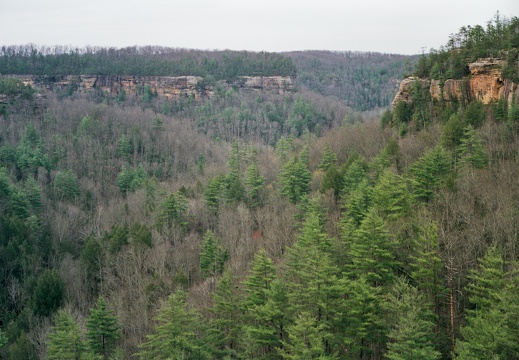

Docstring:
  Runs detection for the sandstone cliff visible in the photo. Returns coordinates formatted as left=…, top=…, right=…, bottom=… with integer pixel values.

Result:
left=7, top=74, right=295, bottom=100
left=392, top=58, right=518, bottom=108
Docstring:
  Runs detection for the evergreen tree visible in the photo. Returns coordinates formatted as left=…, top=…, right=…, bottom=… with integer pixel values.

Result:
left=285, top=209, right=345, bottom=355
left=157, top=190, right=189, bottom=232
left=457, top=125, right=488, bottom=170
left=47, top=309, right=85, bottom=360
left=204, top=174, right=227, bottom=211
left=54, top=170, right=80, bottom=201
left=410, top=145, right=451, bottom=202
left=343, top=179, right=373, bottom=226
left=242, top=249, right=287, bottom=359
left=209, top=269, right=243, bottom=358
left=343, top=276, right=386, bottom=360
left=199, top=230, right=228, bottom=278
left=137, top=290, right=210, bottom=360
left=384, top=278, right=440, bottom=360
left=410, top=221, right=445, bottom=320
left=279, top=311, right=336, bottom=360
left=0, top=328, right=8, bottom=349
left=319, top=144, right=337, bottom=172
left=278, top=155, right=311, bottom=204
left=372, top=169, right=410, bottom=221
left=340, top=158, right=367, bottom=200
left=456, top=246, right=519, bottom=359
left=346, top=208, right=397, bottom=287
left=244, top=162, right=266, bottom=209
left=32, top=269, right=65, bottom=317
left=86, top=297, right=121, bottom=359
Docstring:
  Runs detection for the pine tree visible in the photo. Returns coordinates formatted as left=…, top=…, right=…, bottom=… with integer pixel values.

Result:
left=157, top=190, right=188, bottom=232
left=457, top=124, right=488, bottom=170
left=410, top=221, right=445, bottom=321
left=346, top=208, right=397, bottom=287
left=137, top=290, right=210, bottom=360
left=278, top=155, right=311, bottom=204
left=242, top=249, right=286, bottom=359
left=285, top=209, right=345, bottom=355
left=244, top=162, right=266, bottom=209
left=456, top=246, right=519, bottom=359
left=86, top=297, right=121, bottom=359
left=47, top=309, right=85, bottom=360
left=32, top=269, right=65, bottom=317
left=340, top=158, right=367, bottom=200
left=319, top=144, right=337, bottom=172
left=199, top=230, right=228, bottom=278
left=0, top=328, right=8, bottom=349
left=384, top=278, right=440, bottom=360
left=279, top=311, right=337, bottom=360
left=204, top=174, right=227, bottom=211
left=372, top=169, right=410, bottom=221
left=208, top=269, right=243, bottom=358
left=410, top=145, right=451, bottom=202
left=343, top=276, right=386, bottom=359
left=344, top=179, right=373, bottom=225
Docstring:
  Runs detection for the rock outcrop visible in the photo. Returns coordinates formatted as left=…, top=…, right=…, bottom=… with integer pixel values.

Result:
left=392, top=58, right=518, bottom=107
left=4, top=74, right=295, bottom=100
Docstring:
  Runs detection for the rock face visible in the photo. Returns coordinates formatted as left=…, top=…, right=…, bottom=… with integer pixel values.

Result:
left=392, top=58, right=518, bottom=107
left=4, top=74, right=295, bottom=100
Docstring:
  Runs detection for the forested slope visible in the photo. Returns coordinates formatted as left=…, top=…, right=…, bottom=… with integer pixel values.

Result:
left=0, top=12, right=518, bottom=360
left=285, top=50, right=416, bottom=111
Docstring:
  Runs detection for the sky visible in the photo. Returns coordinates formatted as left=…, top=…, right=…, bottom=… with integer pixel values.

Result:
left=0, top=0, right=517, bottom=55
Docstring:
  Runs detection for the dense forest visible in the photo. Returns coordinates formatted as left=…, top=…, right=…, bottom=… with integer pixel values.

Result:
left=285, top=51, right=414, bottom=111
left=0, top=46, right=297, bottom=79
left=0, top=12, right=518, bottom=360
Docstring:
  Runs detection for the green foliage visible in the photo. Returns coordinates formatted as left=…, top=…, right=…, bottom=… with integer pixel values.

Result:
left=54, top=170, right=80, bottom=201
left=157, top=190, right=188, bottom=232
left=372, top=169, right=411, bottom=221
left=199, top=230, right=228, bottom=278
left=204, top=174, right=227, bottom=211
left=462, top=101, right=485, bottom=128
left=274, top=136, right=293, bottom=162
left=457, top=125, right=488, bottom=170
left=129, top=223, right=153, bottom=248
left=31, top=269, right=65, bottom=317
left=0, top=46, right=297, bottom=79
left=456, top=246, right=519, bottom=359
left=0, top=78, right=34, bottom=99
left=86, top=297, right=121, bottom=359
left=103, top=224, right=128, bottom=254
left=115, top=134, right=133, bottom=161
left=244, top=162, right=266, bottom=208
left=137, top=290, right=211, bottom=360
left=47, top=309, right=85, bottom=360
left=0, top=328, right=8, bottom=349
left=318, top=144, right=337, bottom=171
left=384, top=278, right=440, bottom=360
left=410, top=222, right=445, bottom=316
left=279, top=311, right=336, bottom=360
left=116, top=164, right=146, bottom=194
left=80, top=236, right=103, bottom=293
left=346, top=208, right=398, bottom=287
left=344, top=179, right=373, bottom=225
left=208, top=269, right=243, bottom=358
left=441, top=114, right=465, bottom=150
left=278, top=154, right=311, bottom=204
left=410, top=145, right=451, bottom=202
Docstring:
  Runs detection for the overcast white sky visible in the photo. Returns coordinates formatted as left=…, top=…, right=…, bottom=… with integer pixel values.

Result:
left=0, top=0, right=517, bottom=54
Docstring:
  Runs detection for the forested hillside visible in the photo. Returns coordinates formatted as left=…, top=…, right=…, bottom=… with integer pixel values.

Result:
left=0, top=13, right=518, bottom=360
left=286, top=51, right=415, bottom=111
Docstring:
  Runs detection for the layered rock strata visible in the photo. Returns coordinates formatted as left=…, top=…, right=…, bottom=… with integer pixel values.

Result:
left=5, top=75, right=295, bottom=100
left=392, top=58, right=518, bottom=107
